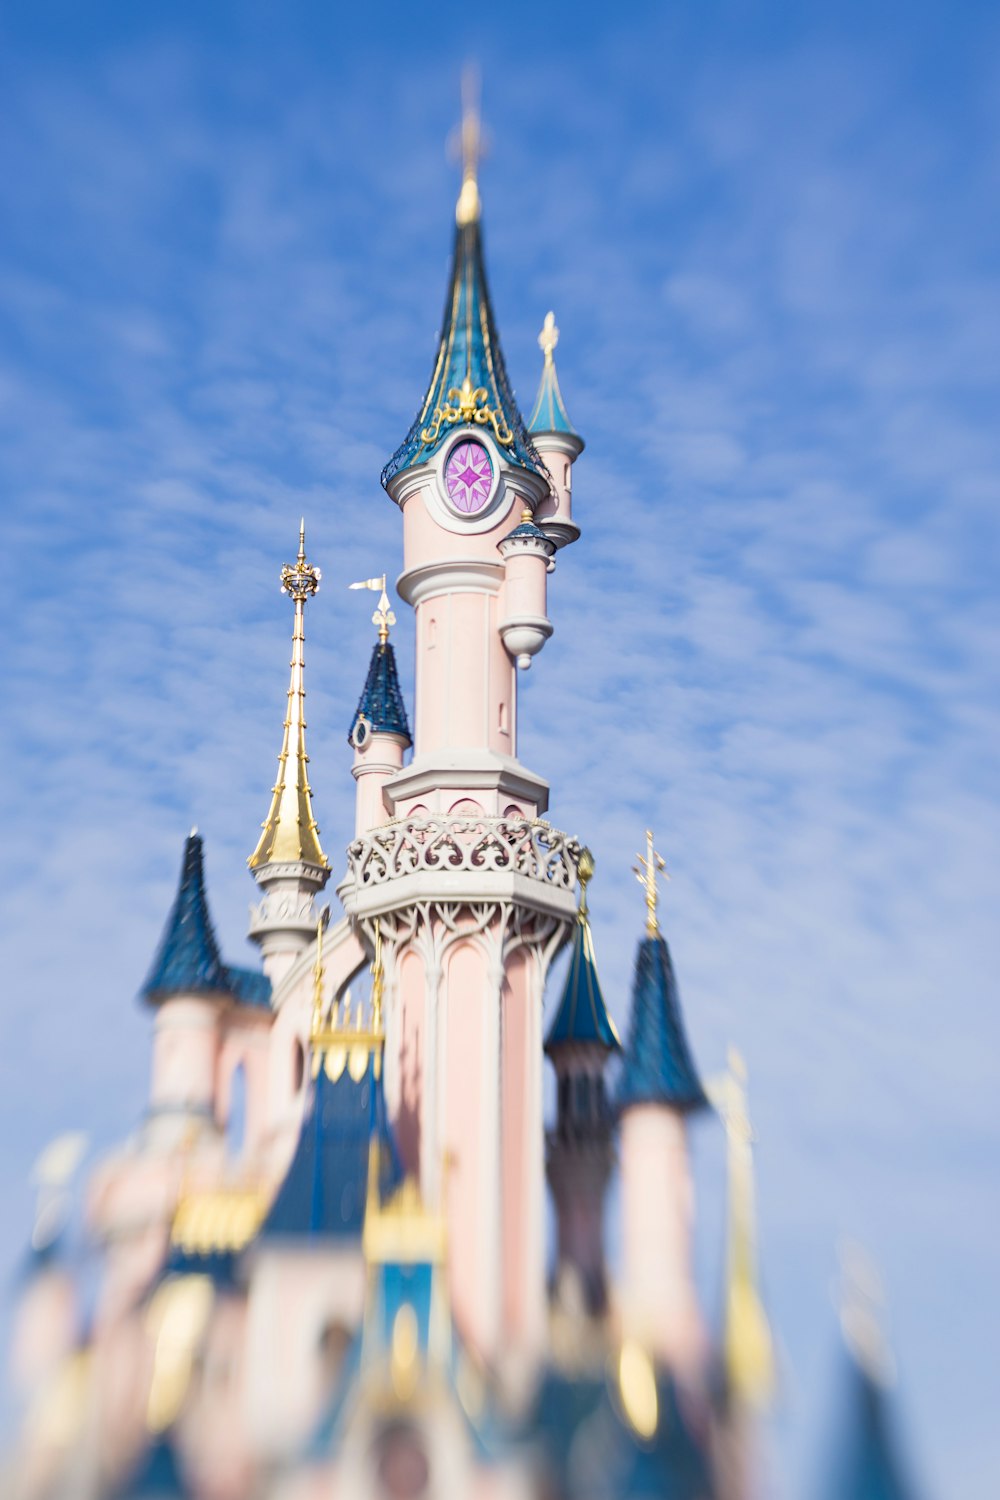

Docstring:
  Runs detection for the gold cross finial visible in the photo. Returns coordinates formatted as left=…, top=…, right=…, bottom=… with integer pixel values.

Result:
left=633, top=829, right=668, bottom=936
left=349, top=573, right=396, bottom=644
left=455, top=65, right=482, bottom=226
left=538, top=310, right=560, bottom=363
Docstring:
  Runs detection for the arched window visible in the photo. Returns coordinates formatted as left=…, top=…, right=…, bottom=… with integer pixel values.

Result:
left=292, top=1039, right=305, bottom=1093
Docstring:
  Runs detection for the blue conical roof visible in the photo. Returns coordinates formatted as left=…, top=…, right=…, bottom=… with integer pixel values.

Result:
left=140, top=835, right=271, bottom=1008
left=261, top=1056, right=402, bottom=1242
left=140, top=835, right=230, bottom=1003
left=545, top=913, right=621, bottom=1053
left=528, top=354, right=578, bottom=438
left=826, top=1353, right=918, bottom=1500
left=616, top=934, right=708, bottom=1114
left=382, top=216, right=544, bottom=486
left=348, top=641, right=411, bottom=746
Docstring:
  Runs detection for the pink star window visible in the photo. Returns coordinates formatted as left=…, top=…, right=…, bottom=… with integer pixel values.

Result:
left=444, top=439, right=493, bottom=514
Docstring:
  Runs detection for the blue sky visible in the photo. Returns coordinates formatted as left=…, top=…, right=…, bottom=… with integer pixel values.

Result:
left=1, top=1, right=998, bottom=1494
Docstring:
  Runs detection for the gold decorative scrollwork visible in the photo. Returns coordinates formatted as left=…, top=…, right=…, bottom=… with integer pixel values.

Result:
left=420, top=375, right=514, bottom=448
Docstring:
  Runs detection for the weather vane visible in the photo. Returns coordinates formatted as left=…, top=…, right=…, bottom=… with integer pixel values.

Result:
left=633, top=828, right=668, bottom=936
left=349, top=573, right=396, bottom=644
left=281, top=519, right=321, bottom=602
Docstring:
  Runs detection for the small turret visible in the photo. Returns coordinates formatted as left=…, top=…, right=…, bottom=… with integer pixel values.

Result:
left=529, top=311, right=584, bottom=550
left=617, top=832, right=709, bottom=1373
left=545, top=850, right=620, bottom=1313
left=497, top=510, right=555, bottom=670
left=347, top=576, right=411, bottom=836
left=247, top=523, right=330, bottom=982
left=141, top=833, right=231, bottom=1130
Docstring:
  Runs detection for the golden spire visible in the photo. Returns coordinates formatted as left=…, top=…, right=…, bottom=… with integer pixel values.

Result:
left=633, top=828, right=668, bottom=936
left=713, top=1049, right=775, bottom=1408
left=349, top=573, right=396, bottom=645
left=248, top=521, right=328, bottom=871
left=538, top=310, right=559, bottom=364
left=455, top=65, right=482, bottom=227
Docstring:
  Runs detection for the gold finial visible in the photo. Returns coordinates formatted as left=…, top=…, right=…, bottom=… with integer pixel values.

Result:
left=710, top=1050, right=776, bottom=1409
left=633, top=829, right=668, bottom=936
left=455, top=65, right=482, bottom=227
left=349, top=574, right=396, bottom=645
left=577, top=846, right=595, bottom=920
left=538, top=310, right=560, bottom=364
left=248, top=522, right=327, bottom=871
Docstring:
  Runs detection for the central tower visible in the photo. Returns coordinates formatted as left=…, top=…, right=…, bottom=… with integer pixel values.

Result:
left=338, top=87, right=586, bottom=1366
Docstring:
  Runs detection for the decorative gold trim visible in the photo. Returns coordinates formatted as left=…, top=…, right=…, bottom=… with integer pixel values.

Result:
left=419, top=376, right=513, bottom=449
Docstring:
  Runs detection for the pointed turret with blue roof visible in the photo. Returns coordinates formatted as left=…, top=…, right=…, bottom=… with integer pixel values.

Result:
left=141, top=832, right=271, bottom=1009
left=545, top=851, right=620, bottom=1313
left=617, top=833, right=709, bottom=1372
left=528, top=310, right=584, bottom=550
left=347, top=576, right=411, bottom=750
left=141, top=833, right=229, bottom=1004
left=381, top=76, right=543, bottom=489
left=115, top=1433, right=190, bottom=1499
left=616, top=834, right=708, bottom=1115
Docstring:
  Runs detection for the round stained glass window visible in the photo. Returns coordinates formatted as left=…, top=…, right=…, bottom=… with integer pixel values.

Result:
left=443, top=439, right=494, bottom=514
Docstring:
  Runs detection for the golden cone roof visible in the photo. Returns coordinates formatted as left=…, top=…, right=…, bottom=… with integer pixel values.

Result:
left=248, top=522, right=328, bottom=871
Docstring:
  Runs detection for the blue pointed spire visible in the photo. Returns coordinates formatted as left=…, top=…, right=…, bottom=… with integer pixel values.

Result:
left=140, top=834, right=271, bottom=1008
left=545, top=910, right=620, bottom=1053
left=348, top=641, right=411, bottom=747
left=824, top=1351, right=919, bottom=1500
left=140, top=834, right=230, bottom=1004
left=261, top=1056, right=402, bottom=1242
left=617, top=934, right=708, bottom=1114
left=382, top=214, right=544, bottom=486
left=528, top=311, right=580, bottom=439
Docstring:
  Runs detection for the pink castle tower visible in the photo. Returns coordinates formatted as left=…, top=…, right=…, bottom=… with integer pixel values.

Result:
left=338, top=90, right=584, bottom=1368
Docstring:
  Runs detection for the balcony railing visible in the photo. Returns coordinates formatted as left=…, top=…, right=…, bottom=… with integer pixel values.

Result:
left=344, top=816, right=583, bottom=895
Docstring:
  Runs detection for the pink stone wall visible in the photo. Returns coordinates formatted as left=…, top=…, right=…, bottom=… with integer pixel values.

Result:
left=443, top=942, right=487, bottom=1352
left=395, top=947, right=425, bottom=1178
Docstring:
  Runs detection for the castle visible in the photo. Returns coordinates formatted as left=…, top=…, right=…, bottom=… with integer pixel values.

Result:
left=6, top=92, right=916, bottom=1500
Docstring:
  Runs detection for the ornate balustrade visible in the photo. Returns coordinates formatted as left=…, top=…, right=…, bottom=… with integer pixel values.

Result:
left=343, top=816, right=583, bottom=903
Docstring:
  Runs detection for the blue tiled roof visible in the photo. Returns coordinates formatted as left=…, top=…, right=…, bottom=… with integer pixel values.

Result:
left=825, top=1354, right=918, bottom=1500
left=223, top=964, right=272, bottom=1009
left=382, top=218, right=544, bottom=485
left=528, top=356, right=578, bottom=438
left=140, top=834, right=271, bottom=1009
left=115, top=1434, right=189, bottom=1498
left=503, top=518, right=548, bottom=542
left=261, top=1056, right=402, bottom=1241
left=616, top=934, right=708, bottom=1114
left=141, top=834, right=230, bottom=1002
left=545, top=915, right=621, bottom=1052
left=348, top=641, right=411, bottom=746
